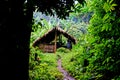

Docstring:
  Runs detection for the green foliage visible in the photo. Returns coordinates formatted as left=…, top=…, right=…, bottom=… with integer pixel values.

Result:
left=85, top=0, right=120, bottom=79
left=29, top=46, right=63, bottom=80
left=57, top=42, right=91, bottom=80
left=57, top=47, right=71, bottom=53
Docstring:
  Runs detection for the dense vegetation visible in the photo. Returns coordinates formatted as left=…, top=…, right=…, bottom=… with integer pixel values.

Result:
left=29, top=0, right=120, bottom=80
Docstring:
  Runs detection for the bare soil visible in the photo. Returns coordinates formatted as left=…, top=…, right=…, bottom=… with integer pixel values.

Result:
left=57, top=59, right=75, bottom=80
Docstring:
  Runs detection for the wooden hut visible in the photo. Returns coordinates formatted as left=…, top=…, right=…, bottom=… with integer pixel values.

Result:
left=32, top=26, right=77, bottom=53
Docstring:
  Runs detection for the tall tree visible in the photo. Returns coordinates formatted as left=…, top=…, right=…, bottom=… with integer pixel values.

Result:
left=0, top=0, right=84, bottom=80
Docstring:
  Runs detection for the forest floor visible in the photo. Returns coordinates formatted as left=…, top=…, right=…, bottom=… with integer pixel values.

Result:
left=57, top=58, right=75, bottom=80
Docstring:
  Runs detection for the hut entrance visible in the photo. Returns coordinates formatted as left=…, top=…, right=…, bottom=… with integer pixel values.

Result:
left=56, top=35, right=64, bottom=49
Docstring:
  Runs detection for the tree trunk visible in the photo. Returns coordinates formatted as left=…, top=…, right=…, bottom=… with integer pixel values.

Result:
left=0, top=0, right=32, bottom=80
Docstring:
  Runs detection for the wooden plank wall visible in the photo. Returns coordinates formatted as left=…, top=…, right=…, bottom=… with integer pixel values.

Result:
left=39, top=44, right=55, bottom=53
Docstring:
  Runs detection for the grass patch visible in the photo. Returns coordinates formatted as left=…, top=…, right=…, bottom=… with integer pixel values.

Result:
left=29, top=48, right=63, bottom=80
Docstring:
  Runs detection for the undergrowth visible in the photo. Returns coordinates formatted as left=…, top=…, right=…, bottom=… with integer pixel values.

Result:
left=29, top=46, right=63, bottom=80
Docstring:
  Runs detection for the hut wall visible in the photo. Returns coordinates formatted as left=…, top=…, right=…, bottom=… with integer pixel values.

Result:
left=39, top=43, right=55, bottom=53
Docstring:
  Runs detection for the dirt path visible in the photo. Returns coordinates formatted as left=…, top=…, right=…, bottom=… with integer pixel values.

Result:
left=57, top=59, right=75, bottom=80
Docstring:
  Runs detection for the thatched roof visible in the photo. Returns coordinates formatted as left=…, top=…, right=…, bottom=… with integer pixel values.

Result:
left=32, top=26, right=77, bottom=47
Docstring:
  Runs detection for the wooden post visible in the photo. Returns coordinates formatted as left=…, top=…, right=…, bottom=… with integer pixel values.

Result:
left=54, top=29, right=57, bottom=53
